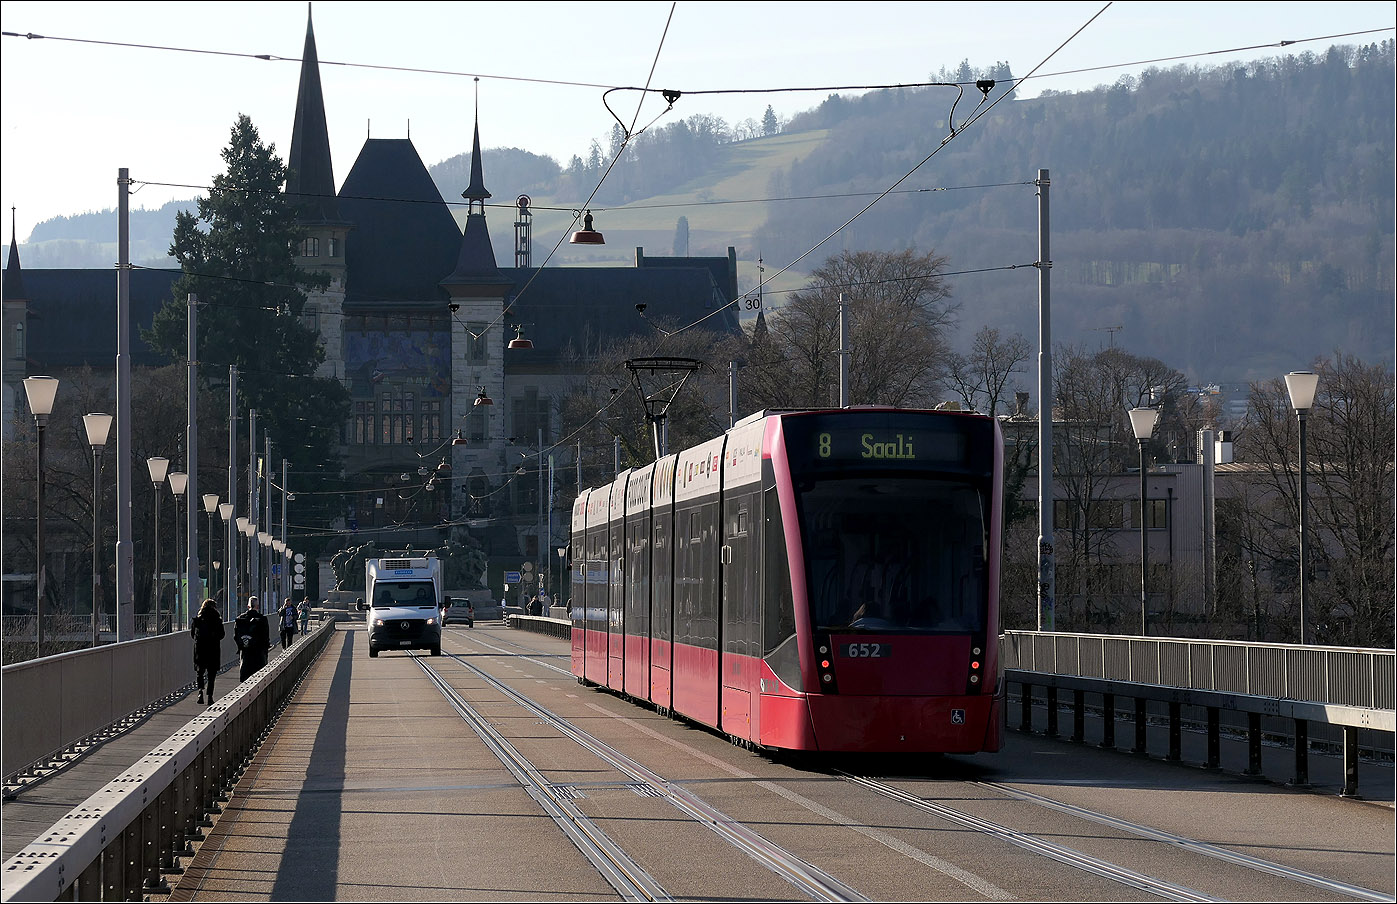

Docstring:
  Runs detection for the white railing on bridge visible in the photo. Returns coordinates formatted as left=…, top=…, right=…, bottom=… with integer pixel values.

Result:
left=1000, top=630, right=1394, bottom=711
left=1, top=623, right=237, bottom=783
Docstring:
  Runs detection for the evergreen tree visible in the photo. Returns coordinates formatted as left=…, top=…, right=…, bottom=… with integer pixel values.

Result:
left=672, top=216, right=690, bottom=256
left=146, top=114, right=349, bottom=487
left=761, top=105, right=779, bottom=137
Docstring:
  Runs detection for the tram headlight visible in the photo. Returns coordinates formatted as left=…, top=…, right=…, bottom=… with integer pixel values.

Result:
left=970, top=674, right=980, bottom=684
left=822, top=673, right=834, bottom=684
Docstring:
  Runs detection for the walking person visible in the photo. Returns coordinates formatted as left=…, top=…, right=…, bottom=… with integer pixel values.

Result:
left=299, top=597, right=312, bottom=635
left=191, top=598, right=225, bottom=705
left=278, top=599, right=298, bottom=649
left=234, top=596, right=271, bottom=681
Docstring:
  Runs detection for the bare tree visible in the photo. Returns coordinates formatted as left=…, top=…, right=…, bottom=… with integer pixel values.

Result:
left=1233, top=354, right=1394, bottom=646
left=1049, top=344, right=1196, bottom=631
left=945, top=325, right=1031, bottom=416
left=743, top=248, right=956, bottom=410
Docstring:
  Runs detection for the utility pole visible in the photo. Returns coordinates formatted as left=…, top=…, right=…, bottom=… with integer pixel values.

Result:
left=1036, top=168, right=1055, bottom=632
left=838, top=293, right=850, bottom=407
left=115, top=169, right=135, bottom=641
left=281, top=458, right=289, bottom=602
left=226, top=365, right=238, bottom=619
left=248, top=410, right=259, bottom=606
left=185, top=293, right=199, bottom=629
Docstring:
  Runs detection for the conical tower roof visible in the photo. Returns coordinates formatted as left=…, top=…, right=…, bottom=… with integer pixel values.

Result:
left=4, top=209, right=27, bottom=302
left=443, top=97, right=508, bottom=289
left=461, top=118, right=491, bottom=204
left=286, top=5, right=341, bottom=223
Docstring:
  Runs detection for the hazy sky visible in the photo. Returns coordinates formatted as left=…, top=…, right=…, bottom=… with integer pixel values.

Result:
left=2, top=1, right=1392, bottom=245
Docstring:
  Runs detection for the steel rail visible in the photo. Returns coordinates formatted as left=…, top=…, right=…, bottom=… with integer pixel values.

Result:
left=840, top=773, right=1222, bottom=903
left=976, top=781, right=1394, bottom=903
left=411, top=654, right=667, bottom=902
left=433, top=647, right=866, bottom=903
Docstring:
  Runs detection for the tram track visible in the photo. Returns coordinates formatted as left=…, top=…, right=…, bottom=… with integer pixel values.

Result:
left=447, top=625, right=1393, bottom=903
left=973, top=780, right=1395, bottom=902
left=415, top=646, right=867, bottom=903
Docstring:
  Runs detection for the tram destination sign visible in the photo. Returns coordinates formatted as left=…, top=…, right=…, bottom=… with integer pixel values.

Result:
left=784, top=412, right=988, bottom=473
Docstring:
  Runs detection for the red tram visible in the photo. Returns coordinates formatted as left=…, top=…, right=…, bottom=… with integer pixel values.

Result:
left=570, top=407, right=1003, bottom=754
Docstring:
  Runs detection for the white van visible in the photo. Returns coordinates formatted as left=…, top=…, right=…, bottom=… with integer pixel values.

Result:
left=363, top=556, right=442, bottom=657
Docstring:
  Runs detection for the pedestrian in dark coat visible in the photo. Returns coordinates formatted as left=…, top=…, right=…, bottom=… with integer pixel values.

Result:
left=191, top=598, right=225, bottom=705
left=234, top=596, right=272, bottom=681
left=278, top=600, right=298, bottom=649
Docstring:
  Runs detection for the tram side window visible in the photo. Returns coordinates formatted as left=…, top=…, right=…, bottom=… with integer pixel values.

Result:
left=724, top=493, right=758, bottom=658
left=652, top=517, right=672, bottom=639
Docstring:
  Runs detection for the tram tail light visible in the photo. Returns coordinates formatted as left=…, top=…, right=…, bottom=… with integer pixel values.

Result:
left=815, top=637, right=839, bottom=693
left=968, top=645, right=984, bottom=690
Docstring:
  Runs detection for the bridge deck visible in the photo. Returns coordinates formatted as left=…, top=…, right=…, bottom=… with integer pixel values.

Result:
left=3, top=622, right=1392, bottom=902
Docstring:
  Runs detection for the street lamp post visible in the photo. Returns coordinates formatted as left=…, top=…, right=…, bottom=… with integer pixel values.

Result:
left=1284, top=371, right=1320, bottom=645
left=219, top=503, right=235, bottom=616
left=203, top=494, right=220, bottom=609
left=258, top=531, right=272, bottom=605
left=84, top=413, right=114, bottom=647
left=168, top=472, right=188, bottom=630
left=236, top=517, right=253, bottom=604
left=146, top=456, right=170, bottom=634
left=1128, top=406, right=1160, bottom=636
left=24, top=376, right=60, bottom=655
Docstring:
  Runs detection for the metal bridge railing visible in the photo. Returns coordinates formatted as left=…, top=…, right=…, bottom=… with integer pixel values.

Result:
left=1, top=622, right=334, bottom=903
left=1000, top=631, right=1393, bottom=797
left=1000, top=631, right=1394, bottom=710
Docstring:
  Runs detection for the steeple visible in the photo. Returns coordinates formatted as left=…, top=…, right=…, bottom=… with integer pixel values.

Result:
left=460, top=79, right=491, bottom=213
left=4, top=208, right=27, bottom=302
left=286, top=3, right=339, bottom=222
left=442, top=84, right=507, bottom=287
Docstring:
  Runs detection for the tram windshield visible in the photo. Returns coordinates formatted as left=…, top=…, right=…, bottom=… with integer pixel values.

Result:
left=800, top=477, right=988, bottom=633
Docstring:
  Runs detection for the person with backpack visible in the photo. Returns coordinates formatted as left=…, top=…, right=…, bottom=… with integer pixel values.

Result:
left=191, top=598, right=225, bottom=705
left=278, top=599, right=298, bottom=649
left=235, top=596, right=271, bottom=680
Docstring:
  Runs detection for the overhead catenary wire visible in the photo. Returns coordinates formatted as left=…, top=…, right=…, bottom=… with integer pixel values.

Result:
left=28, top=12, right=1389, bottom=539
left=643, top=2, right=1115, bottom=349
left=4, top=25, right=1388, bottom=95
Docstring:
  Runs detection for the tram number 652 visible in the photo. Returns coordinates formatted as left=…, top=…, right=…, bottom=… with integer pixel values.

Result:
left=842, top=642, right=891, bottom=658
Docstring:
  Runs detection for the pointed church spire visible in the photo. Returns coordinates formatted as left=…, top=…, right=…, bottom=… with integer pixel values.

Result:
left=4, top=207, right=27, bottom=302
left=287, top=3, right=339, bottom=222
left=442, top=83, right=507, bottom=288
left=461, top=78, right=491, bottom=211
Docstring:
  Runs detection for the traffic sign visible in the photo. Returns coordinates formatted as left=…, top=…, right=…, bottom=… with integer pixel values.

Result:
left=504, top=570, right=521, bottom=583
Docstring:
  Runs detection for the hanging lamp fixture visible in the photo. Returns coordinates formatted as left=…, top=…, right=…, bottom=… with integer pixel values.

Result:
left=474, top=385, right=494, bottom=406
left=508, top=325, right=534, bottom=349
left=569, top=210, right=605, bottom=245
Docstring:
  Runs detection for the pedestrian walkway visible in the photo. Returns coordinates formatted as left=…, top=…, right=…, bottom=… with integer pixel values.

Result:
left=1, top=667, right=233, bottom=862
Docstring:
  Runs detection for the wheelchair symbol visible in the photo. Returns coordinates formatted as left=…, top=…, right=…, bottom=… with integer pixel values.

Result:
left=951, top=709, right=966, bottom=725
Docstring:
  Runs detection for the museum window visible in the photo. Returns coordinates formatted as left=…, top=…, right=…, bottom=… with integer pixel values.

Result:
left=419, top=399, right=442, bottom=443
left=379, top=391, right=414, bottom=444
left=465, top=322, right=489, bottom=364
left=354, top=400, right=375, bottom=444
left=298, top=237, right=319, bottom=258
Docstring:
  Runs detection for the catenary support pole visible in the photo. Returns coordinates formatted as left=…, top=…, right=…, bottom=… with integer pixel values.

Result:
left=186, top=294, right=199, bottom=629
left=1036, top=168, right=1055, bottom=632
left=116, top=169, right=135, bottom=641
